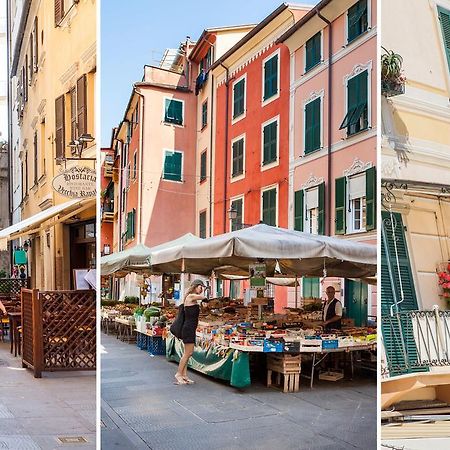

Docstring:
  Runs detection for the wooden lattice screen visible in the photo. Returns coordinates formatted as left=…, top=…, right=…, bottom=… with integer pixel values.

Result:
left=21, top=289, right=39, bottom=374
left=0, top=278, right=30, bottom=296
left=21, top=289, right=96, bottom=378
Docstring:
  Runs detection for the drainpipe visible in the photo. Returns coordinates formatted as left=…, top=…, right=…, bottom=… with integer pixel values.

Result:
left=219, top=63, right=230, bottom=234
left=134, top=88, right=145, bottom=246
left=317, top=11, right=332, bottom=236
left=209, top=72, right=214, bottom=237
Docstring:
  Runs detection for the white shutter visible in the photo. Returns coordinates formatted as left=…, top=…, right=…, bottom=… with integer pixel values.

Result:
left=305, top=187, right=319, bottom=209
left=349, top=173, right=366, bottom=200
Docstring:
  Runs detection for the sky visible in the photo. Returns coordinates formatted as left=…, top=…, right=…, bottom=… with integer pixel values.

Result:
left=101, top=0, right=318, bottom=147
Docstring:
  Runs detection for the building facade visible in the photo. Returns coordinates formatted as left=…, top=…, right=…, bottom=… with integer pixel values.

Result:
left=280, top=0, right=377, bottom=323
left=6, top=0, right=96, bottom=290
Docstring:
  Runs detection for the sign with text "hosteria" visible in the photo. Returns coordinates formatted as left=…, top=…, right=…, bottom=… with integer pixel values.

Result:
left=52, top=166, right=96, bottom=198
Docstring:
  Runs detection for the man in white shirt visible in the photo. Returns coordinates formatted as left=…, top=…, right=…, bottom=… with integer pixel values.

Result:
left=322, top=286, right=343, bottom=331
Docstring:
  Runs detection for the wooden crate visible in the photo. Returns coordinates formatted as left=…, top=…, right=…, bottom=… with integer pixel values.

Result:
left=266, top=354, right=301, bottom=393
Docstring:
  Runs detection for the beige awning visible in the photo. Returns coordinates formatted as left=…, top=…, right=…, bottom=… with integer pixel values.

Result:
left=0, top=198, right=95, bottom=250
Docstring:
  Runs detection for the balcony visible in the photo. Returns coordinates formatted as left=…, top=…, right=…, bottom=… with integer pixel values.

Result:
left=101, top=202, right=114, bottom=222
left=103, top=155, right=114, bottom=178
left=381, top=309, right=450, bottom=379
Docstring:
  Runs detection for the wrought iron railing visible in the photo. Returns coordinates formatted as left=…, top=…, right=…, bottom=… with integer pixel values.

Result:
left=381, top=309, right=450, bottom=378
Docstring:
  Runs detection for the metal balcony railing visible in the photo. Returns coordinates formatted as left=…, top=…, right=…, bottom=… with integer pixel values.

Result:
left=381, top=309, right=450, bottom=378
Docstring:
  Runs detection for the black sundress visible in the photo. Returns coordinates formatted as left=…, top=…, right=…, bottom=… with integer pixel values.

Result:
left=181, top=304, right=200, bottom=344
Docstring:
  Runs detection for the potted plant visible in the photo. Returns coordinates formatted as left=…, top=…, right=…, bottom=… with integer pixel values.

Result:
left=437, top=261, right=450, bottom=304
left=381, top=47, right=406, bottom=97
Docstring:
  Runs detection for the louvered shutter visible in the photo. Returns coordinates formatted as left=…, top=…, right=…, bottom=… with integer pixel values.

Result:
left=294, top=190, right=304, bottom=232
left=335, top=177, right=346, bottom=234
left=318, top=181, right=325, bottom=235
left=77, top=75, right=87, bottom=136
left=70, top=87, right=76, bottom=140
left=55, top=0, right=64, bottom=25
left=438, top=6, right=450, bottom=74
left=55, top=95, right=65, bottom=161
left=365, top=166, right=376, bottom=230
left=33, top=17, right=38, bottom=71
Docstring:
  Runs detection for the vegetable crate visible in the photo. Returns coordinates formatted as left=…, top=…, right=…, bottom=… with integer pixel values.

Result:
left=136, top=332, right=148, bottom=350
left=147, top=336, right=166, bottom=356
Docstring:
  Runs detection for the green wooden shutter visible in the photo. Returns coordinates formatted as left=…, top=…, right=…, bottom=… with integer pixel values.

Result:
left=262, top=188, right=276, bottom=226
left=365, top=166, right=376, bottom=231
left=303, top=278, right=320, bottom=298
left=264, top=54, right=278, bottom=100
left=200, top=151, right=207, bottom=181
left=305, top=98, right=321, bottom=154
left=305, top=32, right=321, bottom=72
left=348, top=0, right=367, bottom=43
left=294, top=190, right=304, bottom=231
left=335, top=177, right=346, bottom=235
left=263, top=121, right=277, bottom=164
left=233, top=79, right=245, bottom=118
left=232, top=139, right=244, bottom=177
left=318, top=182, right=325, bottom=235
left=164, top=151, right=182, bottom=181
left=438, top=6, right=450, bottom=74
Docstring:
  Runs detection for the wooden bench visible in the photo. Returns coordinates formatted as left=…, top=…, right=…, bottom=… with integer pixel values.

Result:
left=267, top=353, right=301, bottom=393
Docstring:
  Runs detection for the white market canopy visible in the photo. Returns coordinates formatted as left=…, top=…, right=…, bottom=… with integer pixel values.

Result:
left=100, top=233, right=202, bottom=276
left=150, top=224, right=377, bottom=278
left=0, top=198, right=95, bottom=251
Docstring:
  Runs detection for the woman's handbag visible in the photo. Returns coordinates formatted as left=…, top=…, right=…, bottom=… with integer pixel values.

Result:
left=169, top=304, right=185, bottom=339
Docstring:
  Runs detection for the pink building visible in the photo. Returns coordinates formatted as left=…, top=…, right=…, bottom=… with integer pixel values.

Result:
left=279, top=0, right=377, bottom=324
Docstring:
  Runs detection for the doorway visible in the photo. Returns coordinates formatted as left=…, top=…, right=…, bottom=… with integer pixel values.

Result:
left=345, top=279, right=368, bottom=327
left=69, top=220, right=96, bottom=289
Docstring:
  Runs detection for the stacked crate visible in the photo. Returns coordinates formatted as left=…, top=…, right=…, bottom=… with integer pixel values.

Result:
left=266, top=353, right=301, bottom=393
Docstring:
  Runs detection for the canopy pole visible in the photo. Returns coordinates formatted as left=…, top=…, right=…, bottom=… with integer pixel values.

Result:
left=295, top=276, right=298, bottom=309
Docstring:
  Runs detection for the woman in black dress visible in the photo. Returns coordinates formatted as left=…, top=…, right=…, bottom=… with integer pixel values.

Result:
left=174, top=279, right=209, bottom=385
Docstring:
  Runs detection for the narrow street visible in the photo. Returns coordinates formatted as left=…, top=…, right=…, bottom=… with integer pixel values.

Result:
left=101, top=334, right=376, bottom=450
left=0, top=341, right=96, bottom=449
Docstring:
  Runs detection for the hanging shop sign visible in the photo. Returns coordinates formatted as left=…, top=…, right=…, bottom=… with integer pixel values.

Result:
left=52, top=166, right=96, bottom=198
left=249, top=263, right=266, bottom=288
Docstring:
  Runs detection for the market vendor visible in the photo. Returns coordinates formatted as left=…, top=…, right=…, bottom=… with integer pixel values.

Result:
left=322, top=286, right=342, bottom=331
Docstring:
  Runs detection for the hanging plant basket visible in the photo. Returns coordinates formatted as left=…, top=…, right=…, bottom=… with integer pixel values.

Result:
left=381, top=48, right=406, bottom=97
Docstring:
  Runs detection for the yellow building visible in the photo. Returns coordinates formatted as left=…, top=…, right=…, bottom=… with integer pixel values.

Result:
left=4, top=0, right=96, bottom=290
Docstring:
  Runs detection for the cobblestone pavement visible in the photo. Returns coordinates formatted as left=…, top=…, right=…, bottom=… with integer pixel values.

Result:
left=101, top=333, right=376, bottom=450
left=0, top=340, right=96, bottom=449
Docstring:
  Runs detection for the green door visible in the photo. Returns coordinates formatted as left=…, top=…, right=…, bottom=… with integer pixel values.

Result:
left=345, top=279, right=368, bottom=327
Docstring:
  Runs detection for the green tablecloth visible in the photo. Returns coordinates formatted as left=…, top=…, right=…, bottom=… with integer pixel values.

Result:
left=166, top=335, right=251, bottom=388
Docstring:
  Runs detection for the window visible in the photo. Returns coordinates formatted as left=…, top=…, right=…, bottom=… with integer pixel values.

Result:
left=55, top=95, right=65, bottom=162
left=232, top=77, right=245, bottom=119
left=304, top=97, right=321, bottom=154
left=200, top=150, right=207, bottom=182
left=230, top=197, right=243, bottom=231
left=70, top=87, right=76, bottom=140
left=231, top=137, right=244, bottom=178
left=126, top=209, right=136, bottom=240
left=303, top=278, right=320, bottom=298
left=262, top=187, right=277, bottom=226
left=55, top=0, right=64, bottom=25
left=262, top=118, right=278, bottom=166
left=347, top=0, right=368, bottom=43
left=201, top=100, right=208, bottom=129
left=133, top=152, right=137, bottom=179
left=438, top=6, right=450, bottom=75
left=164, top=98, right=183, bottom=125
left=70, top=75, right=87, bottom=141
left=339, top=70, right=368, bottom=136
left=305, top=32, right=321, bottom=72
left=294, top=183, right=325, bottom=234
left=199, top=211, right=207, bottom=238
left=200, top=47, right=213, bottom=73
left=263, top=52, right=279, bottom=101
left=33, top=17, right=38, bottom=72
left=33, top=132, right=38, bottom=185
left=335, top=166, right=376, bottom=235
left=163, top=150, right=183, bottom=182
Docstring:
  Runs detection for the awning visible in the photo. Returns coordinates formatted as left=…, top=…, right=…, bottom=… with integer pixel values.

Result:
left=0, top=198, right=95, bottom=251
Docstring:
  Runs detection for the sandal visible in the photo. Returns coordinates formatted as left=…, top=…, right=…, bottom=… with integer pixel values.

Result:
left=174, top=374, right=187, bottom=385
left=183, top=377, right=195, bottom=384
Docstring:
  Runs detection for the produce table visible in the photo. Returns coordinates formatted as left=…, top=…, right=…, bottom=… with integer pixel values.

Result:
left=165, top=334, right=251, bottom=388
left=115, top=317, right=135, bottom=342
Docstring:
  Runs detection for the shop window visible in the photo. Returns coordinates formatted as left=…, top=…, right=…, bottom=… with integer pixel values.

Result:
left=200, top=150, right=207, bottom=182
left=304, top=97, right=321, bottom=154
left=305, top=32, right=321, bottom=72
left=347, top=0, right=368, bottom=43
left=262, top=118, right=278, bottom=166
left=262, top=187, right=277, bottom=226
left=231, top=137, right=244, bottom=178
left=164, top=98, right=183, bottom=125
left=438, top=6, right=450, bottom=75
left=263, top=52, right=279, bottom=101
left=163, top=150, right=183, bottom=182
left=339, top=70, right=368, bottom=136
left=230, top=197, right=243, bottom=231
left=232, top=77, right=245, bottom=119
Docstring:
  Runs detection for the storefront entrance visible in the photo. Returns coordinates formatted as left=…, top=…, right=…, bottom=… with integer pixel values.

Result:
left=69, top=221, right=96, bottom=289
left=345, top=279, right=368, bottom=327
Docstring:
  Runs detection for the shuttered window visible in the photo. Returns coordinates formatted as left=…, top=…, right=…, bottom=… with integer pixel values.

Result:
left=33, top=132, right=38, bottom=185
left=164, top=99, right=183, bottom=125
left=263, top=53, right=278, bottom=101
left=201, top=100, right=208, bottom=128
left=230, top=198, right=243, bottom=231
left=335, top=176, right=346, bottom=234
left=70, top=87, right=76, bottom=141
left=305, top=32, right=321, bottom=72
left=55, top=0, right=64, bottom=26
left=55, top=95, right=65, bottom=162
left=262, top=119, right=278, bottom=165
left=317, top=182, right=325, bottom=235
left=303, top=278, right=320, bottom=298
left=294, top=190, right=304, bottom=232
left=200, top=150, right=207, bottom=182
left=438, top=6, right=450, bottom=74
left=126, top=209, right=136, bottom=240
left=33, top=17, right=38, bottom=71
left=347, top=0, right=368, bottom=43
left=365, top=166, right=376, bottom=231
left=231, top=138, right=244, bottom=178
left=77, top=75, right=87, bottom=137
left=262, top=187, right=277, bottom=226
left=29, top=36, right=33, bottom=83
left=339, top=70, right=368, bottom=135
left=163, top=150, right=183, bottom=181
left=305, top=98, right=321, bottom=154
left=199, top=211, right=207, bottom=238
left=233, top=78, right=245, bottom=119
